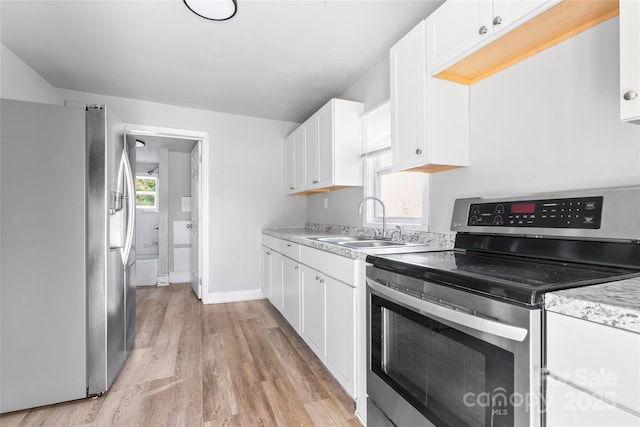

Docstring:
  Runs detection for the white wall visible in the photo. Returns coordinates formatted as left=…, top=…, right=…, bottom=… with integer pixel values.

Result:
left=429, top=17, right=640, bottom=232
left=1, top=44, right=55, bottom=104
left=307, top=17, right=640, bottom=233
left=52, top=88, right=306, bottom=298
left=27, top=87, right=305, bottom=299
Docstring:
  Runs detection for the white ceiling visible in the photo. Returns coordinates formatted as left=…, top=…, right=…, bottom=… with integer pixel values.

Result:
left=0, top=0, right=444, bottom=123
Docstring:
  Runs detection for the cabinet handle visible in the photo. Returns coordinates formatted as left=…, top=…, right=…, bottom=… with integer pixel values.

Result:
left=266, top=251, right=271, bottom=255
left=415, top=148, right=422, bottom=155
left=294, top=265, right=299, bottom=270
left=313, top=180, right=318, bottom=184
left=479, top=25, right=488, bottom=35
left=289, top=187, right=295, bottom=190
left=493, top=16, right=502, bottom=26
left=623, top=90, right=638, bottom=101
left=319, top=279, right=324, bottom=284
left=315, top=275, right=320, bottom=281
left=286, top=243, right=292, bottom=247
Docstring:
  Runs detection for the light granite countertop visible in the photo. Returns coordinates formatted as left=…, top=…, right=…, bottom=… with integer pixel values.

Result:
left=262, top=226, right=454, bottom=261
left=545, top=276, right=640, bottom=334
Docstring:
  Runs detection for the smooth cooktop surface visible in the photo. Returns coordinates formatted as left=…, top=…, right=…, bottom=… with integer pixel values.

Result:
left=366, top=250, right=640, bottom=306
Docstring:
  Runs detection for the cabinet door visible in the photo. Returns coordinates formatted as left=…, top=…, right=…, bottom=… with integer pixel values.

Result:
left=300, top=264, right=325, bottom=358
left=325, top=276, right=355, bottom=397
left=282, top=256, right=300, bottom=332
left=425, top=0, right=493, bottom=75
left=492, top=0, right=557, bottom=35
left=261, top=246, right=271, bottom=298
left=620, top=0, right=640, bottom=124
left=316, top=100, right=334, bottom=188
left=294, top=127, right=306, bottom=193
left=270, top=252, right=283, bottom=312
left=547, top=312, right=640, bottom=413
left=391, top=21, right=427, bottom=171
left=304, top=114, right=319, bottom=189
left=284, top=134, right=296, bottom=194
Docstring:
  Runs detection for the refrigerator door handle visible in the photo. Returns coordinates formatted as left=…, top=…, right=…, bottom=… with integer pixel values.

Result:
left=122, top=149, right=135, bottom=265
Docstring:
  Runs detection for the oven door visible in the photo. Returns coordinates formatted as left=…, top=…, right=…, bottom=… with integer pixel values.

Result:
left=366, top=267, right=541, bottom=427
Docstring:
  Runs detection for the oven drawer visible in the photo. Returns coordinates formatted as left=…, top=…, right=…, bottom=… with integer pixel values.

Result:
left=546, top=311, right=640, bottom=414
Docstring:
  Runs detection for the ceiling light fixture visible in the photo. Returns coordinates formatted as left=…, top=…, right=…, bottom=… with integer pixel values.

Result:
left=135, top=139, right=146, bottom=148
left=183, top=0, right=237, bottom=21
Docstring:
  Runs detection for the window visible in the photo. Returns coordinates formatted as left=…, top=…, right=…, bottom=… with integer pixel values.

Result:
left=362, top=101, right=428, bottom=230
left=135, top=176, right=157, bottom=209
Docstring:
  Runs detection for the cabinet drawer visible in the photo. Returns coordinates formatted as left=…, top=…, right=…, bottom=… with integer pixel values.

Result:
left=278, top=240, right=300, bottom=261
left=546, top=375, right=640, bottom=427
left=546, top=312, right=640, bottom=413
left=262, top=234, right=280, bottom=250
left=300, top=245, right=356, bottom=286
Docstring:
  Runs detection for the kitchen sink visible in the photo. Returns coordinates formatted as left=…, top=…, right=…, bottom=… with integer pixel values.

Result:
left=308, top=235, right=414, bottom=249
left=308, top=235, right=375, bottom=243
left=337, top=240, right=407, bottom=248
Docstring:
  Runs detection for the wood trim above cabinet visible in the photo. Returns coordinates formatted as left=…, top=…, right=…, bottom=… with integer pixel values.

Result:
left=435, top=0, right=619, bottom=85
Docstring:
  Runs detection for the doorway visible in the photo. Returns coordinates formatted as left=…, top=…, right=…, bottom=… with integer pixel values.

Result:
left=125, top=124, right=209, bottom=300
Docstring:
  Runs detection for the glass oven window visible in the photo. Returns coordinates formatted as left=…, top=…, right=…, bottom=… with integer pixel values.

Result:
left=371, top=294, right=515, bottom=427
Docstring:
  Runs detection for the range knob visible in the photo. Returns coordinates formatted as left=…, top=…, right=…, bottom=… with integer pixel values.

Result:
left=495, top=204, right=505, bottom=214
left=471, top=216, right=480, bottom=225
left=493, top=215, right=504, bottom=225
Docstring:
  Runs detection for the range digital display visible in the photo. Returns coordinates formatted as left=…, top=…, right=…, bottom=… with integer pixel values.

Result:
left=510, top=202, right=536, bottom=214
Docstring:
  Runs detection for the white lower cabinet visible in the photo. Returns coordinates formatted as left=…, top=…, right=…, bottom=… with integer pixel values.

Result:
left=301, top=264, right=325, bottom=358
left=324, top=275, right=355, bottom=397
left=262, top=236, right=359, bottom=401
left=282, top=256, right=301, bottom=332
left=269, top=251, right=283, bottom=312
left=545, top=311, right=640, bottom=426
left=261, top=246, right=272, bottom=299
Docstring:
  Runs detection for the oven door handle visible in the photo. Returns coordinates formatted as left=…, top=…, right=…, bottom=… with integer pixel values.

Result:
left=367, top=278, right=528, bottom=342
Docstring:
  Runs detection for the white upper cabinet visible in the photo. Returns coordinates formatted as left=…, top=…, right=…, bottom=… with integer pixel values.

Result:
left=492, top=0, right=556, bottom=35
left=304, top=111, right=319, bottom=189
left=425, top=0, right=493, bottom=76
left=427, top=0, right=625, bottom=85
left=620, top=0, right=640, bottom=125
left=284, top=98, right=363, bottom=194
left=391, top=20, right=469, bottom=172
left=284, top=133, right=296, bottom=194
left=316, top=101, right=335, bottom=189
left=284, top=127, right=305, bottom=195
left=426, top=0, right=557, bottom=77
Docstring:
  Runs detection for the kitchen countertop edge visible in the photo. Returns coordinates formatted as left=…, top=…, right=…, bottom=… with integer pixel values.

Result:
left=262, top=227, right=451, bottom=261
left=545, top=276, right=640, bottom=334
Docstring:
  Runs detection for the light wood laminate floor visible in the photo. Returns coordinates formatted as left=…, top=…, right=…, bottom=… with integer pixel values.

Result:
left=1, top=284, right=361, bottom=426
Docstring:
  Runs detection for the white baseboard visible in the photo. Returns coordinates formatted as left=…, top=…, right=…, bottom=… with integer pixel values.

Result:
left=202, top=288, right=266, bottom=304
left=169, top=270, right=190, bottom=283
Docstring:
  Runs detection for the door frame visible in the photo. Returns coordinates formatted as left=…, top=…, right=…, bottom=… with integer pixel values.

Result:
left=125, top=123, right=210, bottom=300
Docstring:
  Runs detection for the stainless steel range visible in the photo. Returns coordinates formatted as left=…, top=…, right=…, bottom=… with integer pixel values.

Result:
left=365, top=186, right=640, bottom=427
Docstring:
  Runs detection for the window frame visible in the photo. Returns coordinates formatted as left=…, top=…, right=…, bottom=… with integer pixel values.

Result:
left=363, top=154, right=429, bottom=231
left=360, top=99, right=429, bottom=231
left=135, top=175, right=158, bottom=210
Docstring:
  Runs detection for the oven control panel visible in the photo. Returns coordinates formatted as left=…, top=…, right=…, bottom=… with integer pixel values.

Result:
left=467, top=196, right=603, bottom=229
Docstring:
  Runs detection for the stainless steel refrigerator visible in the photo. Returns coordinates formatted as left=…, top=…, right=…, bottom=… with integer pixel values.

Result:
left=0, top=99, right=136, bottom=413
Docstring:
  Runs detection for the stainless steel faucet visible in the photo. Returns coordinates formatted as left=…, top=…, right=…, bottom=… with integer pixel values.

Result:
left=358, top=196, right=387, bottom=239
